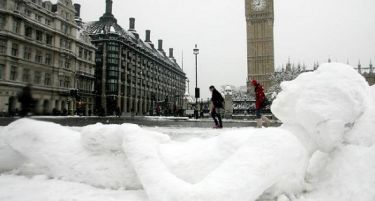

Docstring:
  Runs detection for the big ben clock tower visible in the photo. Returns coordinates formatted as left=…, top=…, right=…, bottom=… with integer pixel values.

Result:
left=245, top=0, right=275, bottom=90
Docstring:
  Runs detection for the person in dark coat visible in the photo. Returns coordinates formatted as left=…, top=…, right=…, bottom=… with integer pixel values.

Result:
left=250, top=80, right=271, bottom=128
left=115, top=106, right=121, bottom=117
left=18, top=84, right=36, bottom=117
left=209, top=86, right=224, bottom=128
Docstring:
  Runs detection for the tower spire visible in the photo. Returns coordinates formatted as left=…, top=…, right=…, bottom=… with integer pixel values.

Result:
left=358, top=60, right=362, bottom=74
left=370, top=59, right=373, bottom=73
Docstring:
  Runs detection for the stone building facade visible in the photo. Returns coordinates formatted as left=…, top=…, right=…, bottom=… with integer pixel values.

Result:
left=245, top=0, right=275, bottom=90
left=0, top=0, right=96, bottom=116
left=85, top=0, right=186, bottom=116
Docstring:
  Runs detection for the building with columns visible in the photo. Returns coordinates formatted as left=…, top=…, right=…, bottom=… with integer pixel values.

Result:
left=85, top=0, right=186, bottom=116
left=245, top=0, right=275, bottom=90
left=0, top=0, right=96, bottom=116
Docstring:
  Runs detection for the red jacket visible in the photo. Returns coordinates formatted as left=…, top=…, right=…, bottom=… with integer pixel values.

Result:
left=254, top=84, right=265, bottom=110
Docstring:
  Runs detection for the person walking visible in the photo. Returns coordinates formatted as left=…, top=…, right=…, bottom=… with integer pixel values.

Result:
left=250, top=80, right=271, bottom=128
left=209, top=86, right=224, bottom=128
left=18, top=84, right=36, bottom=117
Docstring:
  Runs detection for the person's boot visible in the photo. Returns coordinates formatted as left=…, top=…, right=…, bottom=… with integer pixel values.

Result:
left=262, top=116, right=271, bottom=127
left=256, top=119, right=263, bottom=128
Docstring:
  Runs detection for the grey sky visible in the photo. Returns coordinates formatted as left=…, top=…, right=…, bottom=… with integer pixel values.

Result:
left=74, top=0, right=375, bottom=99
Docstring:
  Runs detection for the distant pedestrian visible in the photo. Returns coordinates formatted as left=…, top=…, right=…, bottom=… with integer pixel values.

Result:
left=250, top=80, right=271, bottom=128
left=209, top=86, right=224, bottom=129
left=17, top=84, right=36, bottom=117
left=115, top=106, right=121, bottom=117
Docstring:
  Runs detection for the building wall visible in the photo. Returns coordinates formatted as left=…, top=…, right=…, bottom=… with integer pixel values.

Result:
left=91, top=35, right=186, bottom=116
left=245, top=0, right=275, bottom=90
left=0, top=0, right=95, bottom=116
left=86, top=3, right=186, bottom=116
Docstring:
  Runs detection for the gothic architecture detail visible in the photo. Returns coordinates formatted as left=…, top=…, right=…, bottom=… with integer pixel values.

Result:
left=245, top=0, right=275, bottom=90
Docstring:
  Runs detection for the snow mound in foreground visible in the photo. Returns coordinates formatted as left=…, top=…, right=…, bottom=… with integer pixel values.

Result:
left=0, top=63, right=375, bottom=201
left=0, top=119, right=142, bottom=189
left=272, top=63, right=375, bottom=201
left=0, top=174, right=147, bottom=201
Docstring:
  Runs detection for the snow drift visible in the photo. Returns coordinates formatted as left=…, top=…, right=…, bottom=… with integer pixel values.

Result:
left=0, top=63, right=375, bottom=201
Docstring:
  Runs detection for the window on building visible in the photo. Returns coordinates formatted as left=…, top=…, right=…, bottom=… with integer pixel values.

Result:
left=65, top=59, right=70, bottom=69
left=67, top=41, right=71, bottom=50
left=106, top=79, right=118, bottom=93
left=0, top=0, right=6, bottom=9
left=64, top=76, right=70, bottom=88
left=34, top=71, right=41, bottom=84
left=45, top=53, right=52, bottom=65
left=61, top=23, right=69, bottom=34
left=13, top=19, right=21, bottom=33
left=60, top=38, right=64, bottom=48
left=25, top=26, right=33, bottom=38
left=45, top=18, right=51, bottom=26
left=0, top=14, right=5, bottom=29
left=35, top=14, right=42, bottom=22
left=78, top=47, right=83, bottom=58
left=23, top=46, right=32, bottom=60
left=0, top=64, right=4, bottom=80
left=10, top=66, right=17, bottom=81
left=88, top=51, right=92, bottom=61
left=22, top=68, right=30, bottom=82
left=44, top=73, right=51, bottom=86
left=15, top=2, right=21, bottom=11
left=11, top=43, right=18, bottom=57
left=0, top=39, right=6, bottom=54
left=36, top=30, right=43, bottom=42
left=84, top=50, right=88, bottom=60
left=46, top=34, right=53, bottom=45
left=35, top=50, right=42, bottom=63
left=25, top=9, right=31, bottom=17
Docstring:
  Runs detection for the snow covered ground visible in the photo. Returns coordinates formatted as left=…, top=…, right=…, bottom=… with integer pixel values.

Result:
left=0, top=63, right=375, bottom=201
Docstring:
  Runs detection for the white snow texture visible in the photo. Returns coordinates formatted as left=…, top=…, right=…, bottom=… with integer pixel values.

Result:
left=0, top=63, right=375, bottom=201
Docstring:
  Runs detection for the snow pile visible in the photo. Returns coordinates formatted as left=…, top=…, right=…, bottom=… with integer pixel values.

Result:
left=124, top=128, right=308, bottom=201
left=0, top=175, right=147, bottom=201
left=0, top=119, right=309, bottom=200
left=300, top=145, right=375, bottom=201
left=0, top=120, right=142, bottom=189
left=272, top=63, right=375, bottom=201
left=0, top=63, right=375, bottom=201
left=272, top=63, right=371, bottom=153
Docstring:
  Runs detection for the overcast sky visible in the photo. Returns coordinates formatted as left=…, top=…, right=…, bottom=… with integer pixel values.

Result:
left=74, top=0, right=375, bottom=98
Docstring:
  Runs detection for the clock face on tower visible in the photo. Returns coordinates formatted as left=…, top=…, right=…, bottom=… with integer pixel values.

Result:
left=252, top=0, right=266, bottom=12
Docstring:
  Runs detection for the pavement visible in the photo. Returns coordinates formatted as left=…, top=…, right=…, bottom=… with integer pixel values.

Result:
left=0, top=116, right=282, bottom=128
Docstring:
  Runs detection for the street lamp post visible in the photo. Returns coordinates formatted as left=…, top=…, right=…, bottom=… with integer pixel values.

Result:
left=193, top=44, right=199, bottom=119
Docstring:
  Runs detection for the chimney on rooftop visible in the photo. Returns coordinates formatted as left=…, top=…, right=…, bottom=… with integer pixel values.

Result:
left=74, top=4, right=81, bottom=18
left=169, top=48, right=174, bottom=58
left=129, top=18, right=136, bottom=31
left=105, top=0, right=113, bottom=15
left=158, top=40, right=163, bottom=51
left=145, top=30, right=151, bottom=42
